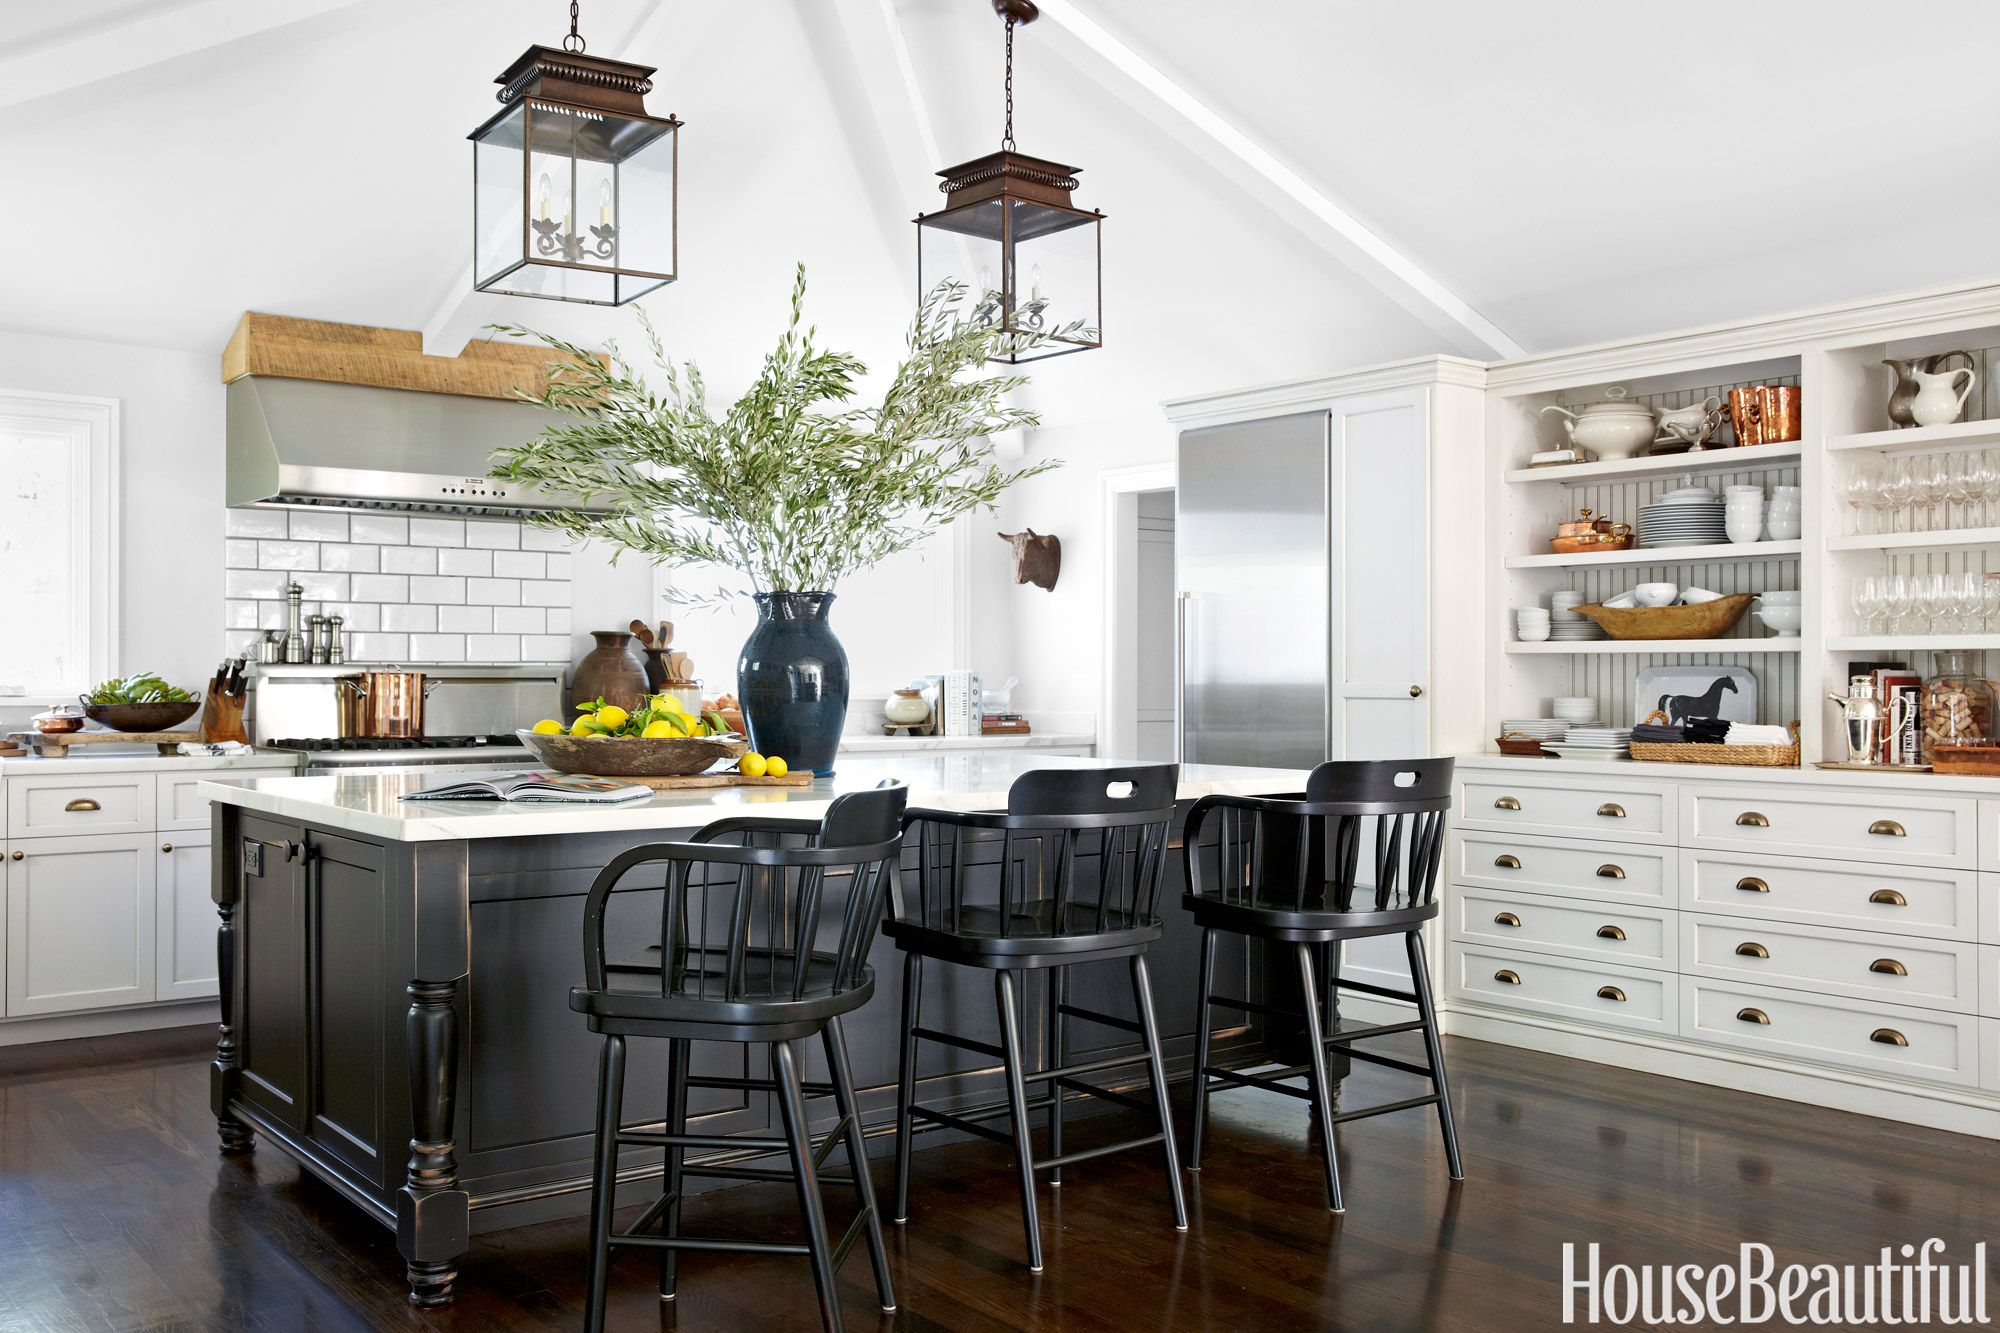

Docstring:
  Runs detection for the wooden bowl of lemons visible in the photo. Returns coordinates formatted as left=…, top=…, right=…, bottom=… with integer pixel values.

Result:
left=516, top=696, right=748, bottom=777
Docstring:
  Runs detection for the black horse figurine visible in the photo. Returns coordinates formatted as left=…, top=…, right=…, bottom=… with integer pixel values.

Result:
left=1658, top=675, right=1738, bottom=723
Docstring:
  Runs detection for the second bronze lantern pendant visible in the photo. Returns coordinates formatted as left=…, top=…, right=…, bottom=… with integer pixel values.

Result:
left=915, top=0, right=1104, bottom=363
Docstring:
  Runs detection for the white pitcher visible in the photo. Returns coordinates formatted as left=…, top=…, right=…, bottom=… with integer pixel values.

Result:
left=1910, top=364, right=1977, bottom=427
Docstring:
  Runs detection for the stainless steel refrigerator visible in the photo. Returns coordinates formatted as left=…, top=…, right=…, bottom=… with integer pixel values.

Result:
left=1176, top=411, right=1332, bottom=771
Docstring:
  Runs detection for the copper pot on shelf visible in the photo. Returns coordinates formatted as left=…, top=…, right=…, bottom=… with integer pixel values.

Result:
left=338, top=669, right=440, bottom=739
left=1726, top=384, right=1802, bottom=446
left=1550, top=508, right=1634, bottom=555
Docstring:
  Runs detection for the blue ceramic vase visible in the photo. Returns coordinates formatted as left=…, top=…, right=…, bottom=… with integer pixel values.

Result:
left=737, top=591, right=848, bottom=776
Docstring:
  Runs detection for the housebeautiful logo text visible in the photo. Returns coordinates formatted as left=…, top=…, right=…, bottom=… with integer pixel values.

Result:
left=1562, top=1239, right=1990, bottom=1326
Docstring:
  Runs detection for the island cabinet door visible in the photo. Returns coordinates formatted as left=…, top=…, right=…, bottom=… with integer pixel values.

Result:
left=236, top=815, right=310, bottom=1132
left=305, top=829, right=392, bottom=1187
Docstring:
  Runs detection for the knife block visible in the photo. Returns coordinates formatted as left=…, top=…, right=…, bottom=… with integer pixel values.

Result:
left=199, top=691, right=249, bottom=745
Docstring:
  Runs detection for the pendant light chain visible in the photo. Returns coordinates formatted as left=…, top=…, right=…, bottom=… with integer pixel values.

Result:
left=563, top=0, right=586, bottom=53
left=1001, top=16, right=1016, bottom=152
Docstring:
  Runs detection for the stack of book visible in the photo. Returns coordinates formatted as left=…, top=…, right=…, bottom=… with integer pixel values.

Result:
left=939, top=670, right=983, bottom=738
left=981, top=713, right=1031, bottom=736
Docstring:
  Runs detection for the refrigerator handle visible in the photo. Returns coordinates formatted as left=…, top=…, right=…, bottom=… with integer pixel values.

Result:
left=1175, top=591, right=1192, bottom=765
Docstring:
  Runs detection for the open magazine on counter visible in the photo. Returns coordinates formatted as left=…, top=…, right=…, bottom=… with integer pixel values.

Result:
left=399, top=771, right=654, bottom=804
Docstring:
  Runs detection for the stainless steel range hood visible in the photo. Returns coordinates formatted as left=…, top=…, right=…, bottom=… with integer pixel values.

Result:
left=226, top=375, right=604, bottom=519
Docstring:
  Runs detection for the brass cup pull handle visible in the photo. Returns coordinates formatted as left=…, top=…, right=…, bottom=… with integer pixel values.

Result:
left=1492, top=854, right=1522, bottom=869
left=1735, top=811, right=1769, bottom=828
left=1493, top=969, right=1522, bottom=985
left=1868, top=819, right=1907, bottom=838
left=1734, top=941, right=1770, bottom=959
left=1869, top=958, right=1909, bottom=977
left=1736, top=1007, right=1771, bottom=1025
left=1595, top=925, right=1627, bottom=941
left=1868, top=889, right=1908, bottom=907
left=1493, top=796, right=1522, bottom=811
left=1493, top=912, right=1522, bottom=927
left=1596, top=803, right=1626, bottom=819
left=1736, top=877, right=1770, bottom=894
left=1595, top=986, right=1626, bottom=1002
left=63, top=798, right=101, bottom=813
left=1596, top=864, right=1626, bottom=880
left=1870, top=1028, right=1910, bottom=1047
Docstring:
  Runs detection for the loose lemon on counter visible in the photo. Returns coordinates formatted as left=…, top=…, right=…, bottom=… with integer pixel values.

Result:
left=738, top=752, right=768, bottom=778
left=765, top=756, right=789, bottom=777
left=595, top=705, right=629, bottom=731
left=531, top=719, right=563, bottom=735
left=641, top=720, right=674, bottom=738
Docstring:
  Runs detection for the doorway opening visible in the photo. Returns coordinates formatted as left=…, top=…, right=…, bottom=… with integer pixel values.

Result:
left=1100, top=462, right=1177, bottom=761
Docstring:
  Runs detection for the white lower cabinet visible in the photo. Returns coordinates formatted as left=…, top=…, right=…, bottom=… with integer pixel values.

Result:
left=5, top=833, right=156, bottom=1015
left=1683, top=914, right=1979, bottom=1014
left=1684, top=979, right=1980, bottom=1089
left=155, top=836, right=218, bottom=1002
left=1447, top=943, right=1677, bottom=1035
left=1452, top=887, right=1675, bottom=970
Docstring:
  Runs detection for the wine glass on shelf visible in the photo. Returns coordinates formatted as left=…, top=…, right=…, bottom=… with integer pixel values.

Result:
left=1883, top=573, right=1911, bottom=635
left=1946, top=453, right=1980, bottom=530
left=1909, top=454, right=1948, bottom=532
left=1948, top=571, right=1983, bottom=634
left=1840, top=466, right=1877, bottom=536
left=1975, top=450, right=2000, bottom=530
left=1851, top=574, right=1882, bottom=636
left=1882, top=457, right=1916, bottom=533
left=1983, top=573, right=2000, bottom=633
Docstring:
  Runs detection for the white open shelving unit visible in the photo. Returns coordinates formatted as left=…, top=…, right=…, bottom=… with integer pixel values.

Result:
left=1482, top=281, right=2000, bottom=771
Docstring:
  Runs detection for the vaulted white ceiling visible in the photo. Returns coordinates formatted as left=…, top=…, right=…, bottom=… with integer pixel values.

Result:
left=2, top=0, right=1996, bottom=424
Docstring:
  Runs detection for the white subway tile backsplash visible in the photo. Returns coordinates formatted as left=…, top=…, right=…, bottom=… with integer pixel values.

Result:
left=437, top=548, right=492, bottom=578
left=225, top=600, right=259, bottom=629
left=380, top=545, right=437, bottom=575
left=493, top=550, right=545, bottom=579
left=381, top=603, right=438, bottom=633
left=226, top=568, right=289, bottom=600
left=410, top=517, right=465, bottom=547
left=438, top=604, right=493, bottom=634
left=257, top=540, right=318, bottom=571
left=320, top=542, right=381, bottom=573
left=226, top=508, right=289, bottom=538
left=258, top=602, right=288, bottom=630
left=350, top=573, right=410, bottom=603
left=409, top=634, right=466, bottom=663
left=520, top=635, right=569, bottom=662
left=467, top=578, right=521, bottom=605
left=408, top=575, right=466, bottom=604
left=320, top=602, right=381, bottom=633
left=491, top=606, right=545, bottom=634
left=520, top=525, right=572, bottom=552
left=292, top=572, right=350, bottom=602
left=466, top=634, right=521, bottom=662
left=348, top=632, right=409, bottom=661
left=466, top=523, right=520, bottom=550
left=543, top=553, right=572, bottom=579
left=350, top=514, right=409, bottom=544
left=545, top=607, right=571, bottom=635
left=225, top=539, right=259, bottom=567
left=288, top=510, right=349, bottom=542
left=520, top=580, right=566, bottom=607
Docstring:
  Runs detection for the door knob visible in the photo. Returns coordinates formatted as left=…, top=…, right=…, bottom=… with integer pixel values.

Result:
left=161, top=843, right=174, bottom=854
left=9, top=850, right=20, bottom=861
left=1408, top=684, right=1424, bottom=698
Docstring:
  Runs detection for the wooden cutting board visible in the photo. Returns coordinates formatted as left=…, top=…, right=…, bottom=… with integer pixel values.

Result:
left=6, top=730, right=199, bottom=757
left=628, top=771, right=816, bottom=790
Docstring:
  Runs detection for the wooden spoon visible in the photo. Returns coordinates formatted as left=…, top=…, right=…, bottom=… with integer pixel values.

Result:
left=629, top=620, right=654, bottom=647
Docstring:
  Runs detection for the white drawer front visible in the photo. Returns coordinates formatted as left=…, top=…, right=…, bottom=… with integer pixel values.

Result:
left=1458, top=776, right=1671, bottom=843
left=1685, top=980, right=1979, bottom=1088
left=1683, top=851, right=1977, bottom=942
left=1683, top=787, right=1973, bottom=867
left=6, top=773, right=156, bottom=838
left=1984, top=1018, right=2000, bottom=1092
left=1454, top=831, right=1672, bottom=904
left=1983, top=874, right=2000, bottom=946
left=157, top=775, right=226, bottom=831
left=1447, top=943, right=1677, bottom=1035
left=1982, top=800, right=2000, bottom=873
left=1452, top=888, right=1675, bottom=971
left=1683, top=915, right=1978, bottom=1013
left=1983, top=947, right=1998, bottom=1020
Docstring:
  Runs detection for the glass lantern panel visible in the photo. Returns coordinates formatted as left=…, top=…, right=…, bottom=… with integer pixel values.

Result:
left=471, top=103, right=527, bottom=292
left=918, top=200, right=1007, bottom=331
left=617, top=126, right=677, bottom=280
left=1003, top=200, right=1099, bottom=360
left=524, top=106, right=622, bottom=273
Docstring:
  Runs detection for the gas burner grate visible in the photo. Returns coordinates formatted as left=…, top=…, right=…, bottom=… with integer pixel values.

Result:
left=267, top=735, right=524, bottom=753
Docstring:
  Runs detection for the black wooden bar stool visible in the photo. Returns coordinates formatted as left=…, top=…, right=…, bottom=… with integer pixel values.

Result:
left=887, top=764, right=1187, bottom=1272
left=1181, top=758, right=1461, bottom=1213
left=570, top=783, right=907, bottom=1333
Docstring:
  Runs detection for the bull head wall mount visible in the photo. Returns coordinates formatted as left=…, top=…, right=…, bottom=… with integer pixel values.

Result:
left=999, top=529, right=1061, bottom=591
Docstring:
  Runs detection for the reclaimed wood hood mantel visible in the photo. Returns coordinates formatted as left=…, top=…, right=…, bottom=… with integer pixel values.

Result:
left=220, top=312, right=575, bottom=400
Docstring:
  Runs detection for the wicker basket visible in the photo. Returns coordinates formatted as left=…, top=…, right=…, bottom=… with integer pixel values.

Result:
left=1571, top=594, right=1754, bottom=641
left=1628, top=711, right=1800, bottom=768
left=1495, top=731, right=1554, bottom=758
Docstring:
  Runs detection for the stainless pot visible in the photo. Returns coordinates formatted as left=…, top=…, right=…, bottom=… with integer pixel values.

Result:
left=338, top=669, right=441, bottom=739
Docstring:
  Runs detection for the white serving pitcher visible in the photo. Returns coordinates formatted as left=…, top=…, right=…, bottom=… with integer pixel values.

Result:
left=1910, top=364, right=1977, bottom=427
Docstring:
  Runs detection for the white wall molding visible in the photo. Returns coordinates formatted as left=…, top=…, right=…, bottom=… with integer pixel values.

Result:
left=1162, top=355, right=1486, bottom=429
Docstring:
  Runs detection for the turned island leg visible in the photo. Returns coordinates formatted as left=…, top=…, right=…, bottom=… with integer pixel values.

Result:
left=211, top=859, right=253, bottom=1155
left=397, top=842, right=471, bottom=1308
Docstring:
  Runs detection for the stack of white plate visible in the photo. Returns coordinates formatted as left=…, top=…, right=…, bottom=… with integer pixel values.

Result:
left=1498, top=719, right=1567, bottom=742
left=1548, top=618, right=1606, bottom=641
left=1639, top=499, right=1727, bottom=547
left=1546, top=725, right=1633, bottom=760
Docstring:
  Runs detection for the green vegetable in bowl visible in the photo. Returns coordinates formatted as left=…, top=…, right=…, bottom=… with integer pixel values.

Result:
left=86, top=673, right=194, bottom=705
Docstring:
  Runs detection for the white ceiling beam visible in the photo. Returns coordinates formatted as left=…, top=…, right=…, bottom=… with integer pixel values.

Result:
left=1029, top=0, right=1524, bottom=359
left=0, top=0, right=371, bottom=114
left=811, top=0, right=943, bottom=268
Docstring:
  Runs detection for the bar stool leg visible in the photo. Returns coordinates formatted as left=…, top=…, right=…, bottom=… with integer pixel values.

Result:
left=774, top=1037, right=843, bottom=1333
left=994, top=968, right=1044, bottom=1272
left=659, top=1036, right=689, bottom=1301
left=1046, top=963, right=1067, bottom=1186
left=583, top=1033, right=627, bottom=1333
left=892, top=951, right=922, bottom=1225
left=1406, top=930, right=1464, bottom=1180
left=1294, top=943, right=1345, bottom=1213
left=1129, top=954, right=1189, bottom=1229
left=1187, top=926, right=1217, bottom=1170
left=822, top=1016, right=896, bottom=1313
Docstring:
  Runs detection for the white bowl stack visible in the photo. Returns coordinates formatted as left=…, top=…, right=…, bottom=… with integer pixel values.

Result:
left=1640, top=481, right=1727, bottom=547
left=1766, top=485, right=1802, bottom=541
left=1547, top=591, right=1605, bottom=640
left=1515, top=607, right=1551, bottom=642
left=1724, top=485, right=1766, bottom=544
left=1551, top=696, right=1598, bottom=724
left=1756, top=589, right=1802, bottom=637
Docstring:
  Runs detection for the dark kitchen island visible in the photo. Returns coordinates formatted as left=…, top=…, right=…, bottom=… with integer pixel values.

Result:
left=200, top=755, right=1312, bottom=1307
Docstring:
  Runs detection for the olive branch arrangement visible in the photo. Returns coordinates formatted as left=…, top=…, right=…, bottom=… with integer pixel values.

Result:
left=488, top=264, right=1073, bottom=600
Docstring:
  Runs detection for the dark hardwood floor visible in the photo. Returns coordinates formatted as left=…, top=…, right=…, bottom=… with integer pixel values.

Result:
left=3, top=1023, right=1997, bottom=1331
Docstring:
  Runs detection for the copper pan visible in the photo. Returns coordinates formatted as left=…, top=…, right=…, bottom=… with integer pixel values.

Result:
left=1727, top=385, right=1802, bottom=446
left=338, top=669, right=441, bottom=738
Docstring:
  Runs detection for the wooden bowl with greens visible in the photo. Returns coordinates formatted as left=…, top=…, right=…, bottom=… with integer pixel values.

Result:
left=81, top=674, right=199, bottom=732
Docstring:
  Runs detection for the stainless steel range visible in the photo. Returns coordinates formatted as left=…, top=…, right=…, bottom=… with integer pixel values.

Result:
left=254, top=664, right=564, bottom=773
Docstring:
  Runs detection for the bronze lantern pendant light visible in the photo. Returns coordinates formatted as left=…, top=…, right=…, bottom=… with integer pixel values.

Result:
left=468, top=1, right=681, bottom=305
left=917, top=0, right=1102, bottom=362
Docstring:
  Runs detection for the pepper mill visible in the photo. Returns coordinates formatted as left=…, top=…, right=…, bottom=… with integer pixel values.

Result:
left=307, top=614, right=330, bottom=664
left=281, top=583, right=307, bottom=663
left=328, top=615, right=345, bottom=665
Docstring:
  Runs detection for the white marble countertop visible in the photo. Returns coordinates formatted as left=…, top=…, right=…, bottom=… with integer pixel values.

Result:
left=201, top=755, right=1308, bottom=843
left=836, top=732, right=1095, bottom=754
left=0, top=749, right=299, bottom=777
left=1457, top=750, right=2000, bottom=794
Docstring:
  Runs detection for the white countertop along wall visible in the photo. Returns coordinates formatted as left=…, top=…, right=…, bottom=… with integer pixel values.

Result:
left=201, top=755, right=1306, bottom=843
left=0, top=750, right=299, bottom=777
